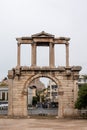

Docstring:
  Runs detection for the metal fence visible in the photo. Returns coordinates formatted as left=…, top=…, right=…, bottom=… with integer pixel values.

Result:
left=78, top=110, right=87, bottom=118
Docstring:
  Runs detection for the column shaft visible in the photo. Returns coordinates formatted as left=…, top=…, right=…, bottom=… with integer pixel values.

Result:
left=49, top=43, right=55, bottom=67
left=66, top=43, right=69, bottom=67
left=31, top=43, right=36, bottom=66
left=17, top=43, right=21, bottom=67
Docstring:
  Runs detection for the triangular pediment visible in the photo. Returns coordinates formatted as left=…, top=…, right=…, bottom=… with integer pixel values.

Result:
left=32, top=31, right=54, bottom=38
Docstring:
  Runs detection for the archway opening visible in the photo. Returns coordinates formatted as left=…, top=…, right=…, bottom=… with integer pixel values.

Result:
left=37, top=46, right=49, bottom=66
left=21, top=44, right=31, bottom=66
left=55, top=44, right=65, bottom=67
left=26, top=77, right=59, bottom=117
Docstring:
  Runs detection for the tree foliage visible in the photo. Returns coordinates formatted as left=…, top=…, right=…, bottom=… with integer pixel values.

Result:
left=75, top=84, right=87, bottom=109
left=32, top=96, right=38, bottom=106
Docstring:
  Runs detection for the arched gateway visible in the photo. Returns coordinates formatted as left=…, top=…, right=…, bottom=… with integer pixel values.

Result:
left=8, top=31, right=81, bottom=118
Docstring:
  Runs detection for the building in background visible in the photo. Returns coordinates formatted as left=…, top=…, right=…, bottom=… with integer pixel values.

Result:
left=46, top=80, right=58, bottom=103
left=0, top=78, right=8, bottom=103
left=27, top=78, right=45, bottom=105
left=0, top=87, right=8, bottom=102
left=78, top=75, right=87, bottom=89
left=28, top=86, right=36, bottom=105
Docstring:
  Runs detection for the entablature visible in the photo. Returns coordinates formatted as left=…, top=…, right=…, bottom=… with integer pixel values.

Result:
left=16, top=31, right=70, bottom=45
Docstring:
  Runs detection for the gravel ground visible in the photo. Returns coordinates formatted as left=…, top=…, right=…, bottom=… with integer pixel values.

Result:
left=0, top=118, right=87, bottom=130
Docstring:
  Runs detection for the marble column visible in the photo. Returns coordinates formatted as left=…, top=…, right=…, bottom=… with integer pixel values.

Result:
left=66, top=42, right=69, bottom=67
left=17, top=43, right=21, bottom=67
left=49, top=43, right=55, bottom=67
left=31, top=43, right=36, bottom=66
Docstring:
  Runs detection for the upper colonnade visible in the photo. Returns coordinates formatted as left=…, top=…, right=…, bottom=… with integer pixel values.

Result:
left=16, top=31, right=70, bottom=68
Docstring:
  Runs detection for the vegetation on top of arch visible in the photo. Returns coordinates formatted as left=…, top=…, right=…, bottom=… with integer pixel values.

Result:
left=0, top=82, right=8, bottom=86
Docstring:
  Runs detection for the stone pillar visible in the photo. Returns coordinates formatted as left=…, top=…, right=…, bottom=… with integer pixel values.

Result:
left=8, top=79, right=13, bottom=116
left=17, top=43, right=21, bottom=67
left=66, top=42, right=69, bottom=67
left=73, top=80, right=78, bottom=103
left=49, top=43, right=55, bottom=67
left=31, top=43, right=36, bottom=66
left=8, top=78, right=28, bottom=117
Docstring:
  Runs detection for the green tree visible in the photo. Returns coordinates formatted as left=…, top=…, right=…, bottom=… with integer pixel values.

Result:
left=75, top=84, right=87, bottom=109
left=36, top=88, right=47, bottom=102
left=32, top=96, right=38, bottom=106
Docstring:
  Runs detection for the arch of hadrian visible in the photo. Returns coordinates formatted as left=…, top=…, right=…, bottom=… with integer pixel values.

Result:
left=8, top=31, right=81, bottom=118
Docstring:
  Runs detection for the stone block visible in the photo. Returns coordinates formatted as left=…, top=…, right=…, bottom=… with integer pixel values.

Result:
left=71, top=66, right=82, bottom=71
left=15, top=68, right=21, bottom=76
left=8, top=70, right=14, bottom=79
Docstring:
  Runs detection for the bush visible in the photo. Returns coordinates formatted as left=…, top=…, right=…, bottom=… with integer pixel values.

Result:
left=32, top=96, right=38, bottom=106
left=75, top=84, right=87, bottom=109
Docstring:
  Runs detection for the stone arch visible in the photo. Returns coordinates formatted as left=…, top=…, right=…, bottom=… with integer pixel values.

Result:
left=23, top=73, right=61, bottom=94
left=8, top=31, right=81, bottom=118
